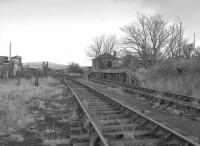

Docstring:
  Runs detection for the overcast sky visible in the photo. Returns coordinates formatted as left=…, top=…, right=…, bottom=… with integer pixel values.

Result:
left=0, top=0, right=200, bottom=66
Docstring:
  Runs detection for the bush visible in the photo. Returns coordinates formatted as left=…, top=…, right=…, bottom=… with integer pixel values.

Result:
left=134, top=59, right=200, bottom=97
left=68, top=63, right=83, bottom=74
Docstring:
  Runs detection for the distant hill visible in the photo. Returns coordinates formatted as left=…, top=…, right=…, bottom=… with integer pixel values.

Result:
left=23, top=62, right=67, bottom=69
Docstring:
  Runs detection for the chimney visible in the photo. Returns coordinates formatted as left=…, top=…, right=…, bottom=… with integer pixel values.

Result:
left=9, top=42, right=11, bottom=61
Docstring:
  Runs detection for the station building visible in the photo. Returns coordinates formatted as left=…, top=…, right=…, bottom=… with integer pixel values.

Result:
left=92, top=53, right=119, bottom=69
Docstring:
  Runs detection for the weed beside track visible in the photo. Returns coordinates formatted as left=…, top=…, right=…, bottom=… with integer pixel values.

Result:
left=0, top=77, right=80, bottom=146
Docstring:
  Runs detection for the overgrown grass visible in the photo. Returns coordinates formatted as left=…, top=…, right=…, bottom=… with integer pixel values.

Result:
left=0, top=77, right=61, bottom=132
left=134, top=59, right=200, bottom=97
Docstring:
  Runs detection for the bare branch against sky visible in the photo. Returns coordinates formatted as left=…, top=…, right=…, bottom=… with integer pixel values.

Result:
left=0, top=0, right=199, bottom=66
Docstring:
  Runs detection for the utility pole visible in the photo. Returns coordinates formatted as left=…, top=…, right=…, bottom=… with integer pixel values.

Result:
left=8, top=42, right=12, bottom=78
left=194, top=33, right=196, bottom=50
left=35, top=68, right=39, bottom=86
left=9, top=42, right=11, bottom=61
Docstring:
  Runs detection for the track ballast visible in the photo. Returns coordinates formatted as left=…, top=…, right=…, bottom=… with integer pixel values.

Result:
left=89, top=78, right=200, bottom=119
left=60, top=75, right=199, bottom=146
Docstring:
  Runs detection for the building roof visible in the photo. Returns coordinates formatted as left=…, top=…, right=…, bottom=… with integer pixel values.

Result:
left=12, top=55, right=22, bottom=59
left=92, top=53, right=118, bottom=61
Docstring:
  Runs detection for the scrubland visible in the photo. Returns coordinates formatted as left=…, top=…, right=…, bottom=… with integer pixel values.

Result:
left=0, top=77, right=62, bottom=132
left=134, top=59, right=200, bottom=98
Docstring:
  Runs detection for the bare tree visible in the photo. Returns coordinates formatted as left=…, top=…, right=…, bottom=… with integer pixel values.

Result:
left=103, top=34, right=118, bottom=54
left=182, top=42, right=195, bottom=58
left=121, top=13, right=150, bottom=66
left=193, top=46, right=200, bottom=58
left=119, top=45, right=135, bottom=58
left=165, top=21, right=185, bottom=59
left=146, top=15, right=170, bottom=61
left=122, top=13, right=169, bottom=67
left=87, top=34, right=119, bottom=59
left=68, top=62, right=83, bottom=74
left=87, top=35, right=105, bottom=58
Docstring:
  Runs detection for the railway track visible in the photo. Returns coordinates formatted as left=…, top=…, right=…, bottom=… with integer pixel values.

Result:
left=57, top=74, right=199, bottom=146
left=89, top=78, right=200, bottom=118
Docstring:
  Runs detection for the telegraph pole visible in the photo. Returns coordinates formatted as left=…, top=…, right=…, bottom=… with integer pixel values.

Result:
left=194, top=33, right=196, bottom=50
left=9, top=42, right=11, bottom=61
left=8, top=42, right=12, bottom=78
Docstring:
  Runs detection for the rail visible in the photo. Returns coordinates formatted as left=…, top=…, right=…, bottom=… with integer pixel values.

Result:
left=56, top=73, right=200, bottom=146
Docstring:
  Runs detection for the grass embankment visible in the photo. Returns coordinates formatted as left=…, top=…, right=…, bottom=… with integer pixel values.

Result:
left=0, top=77, right=62, bottom=132
left=134, top=59, right=200, bottom=98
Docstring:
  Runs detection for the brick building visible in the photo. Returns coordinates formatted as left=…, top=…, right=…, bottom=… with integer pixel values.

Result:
left=0, top=55, right=22, bottom=78
left=92, top=53, right=118, bottom=69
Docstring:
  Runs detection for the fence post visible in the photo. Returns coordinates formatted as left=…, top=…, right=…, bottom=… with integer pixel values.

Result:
left=17, top=71, right=21, bottom=86
left=35, top=69, right=39, bottom=86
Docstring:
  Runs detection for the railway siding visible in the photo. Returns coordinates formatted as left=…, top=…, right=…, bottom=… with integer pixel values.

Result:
left=89, top=78, right=200, bottom=119
left=77, top=78, right=200, bottom=144
left=58, top=74, right=200, bottom=146
left=88, top=71, right=200, bottom=105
